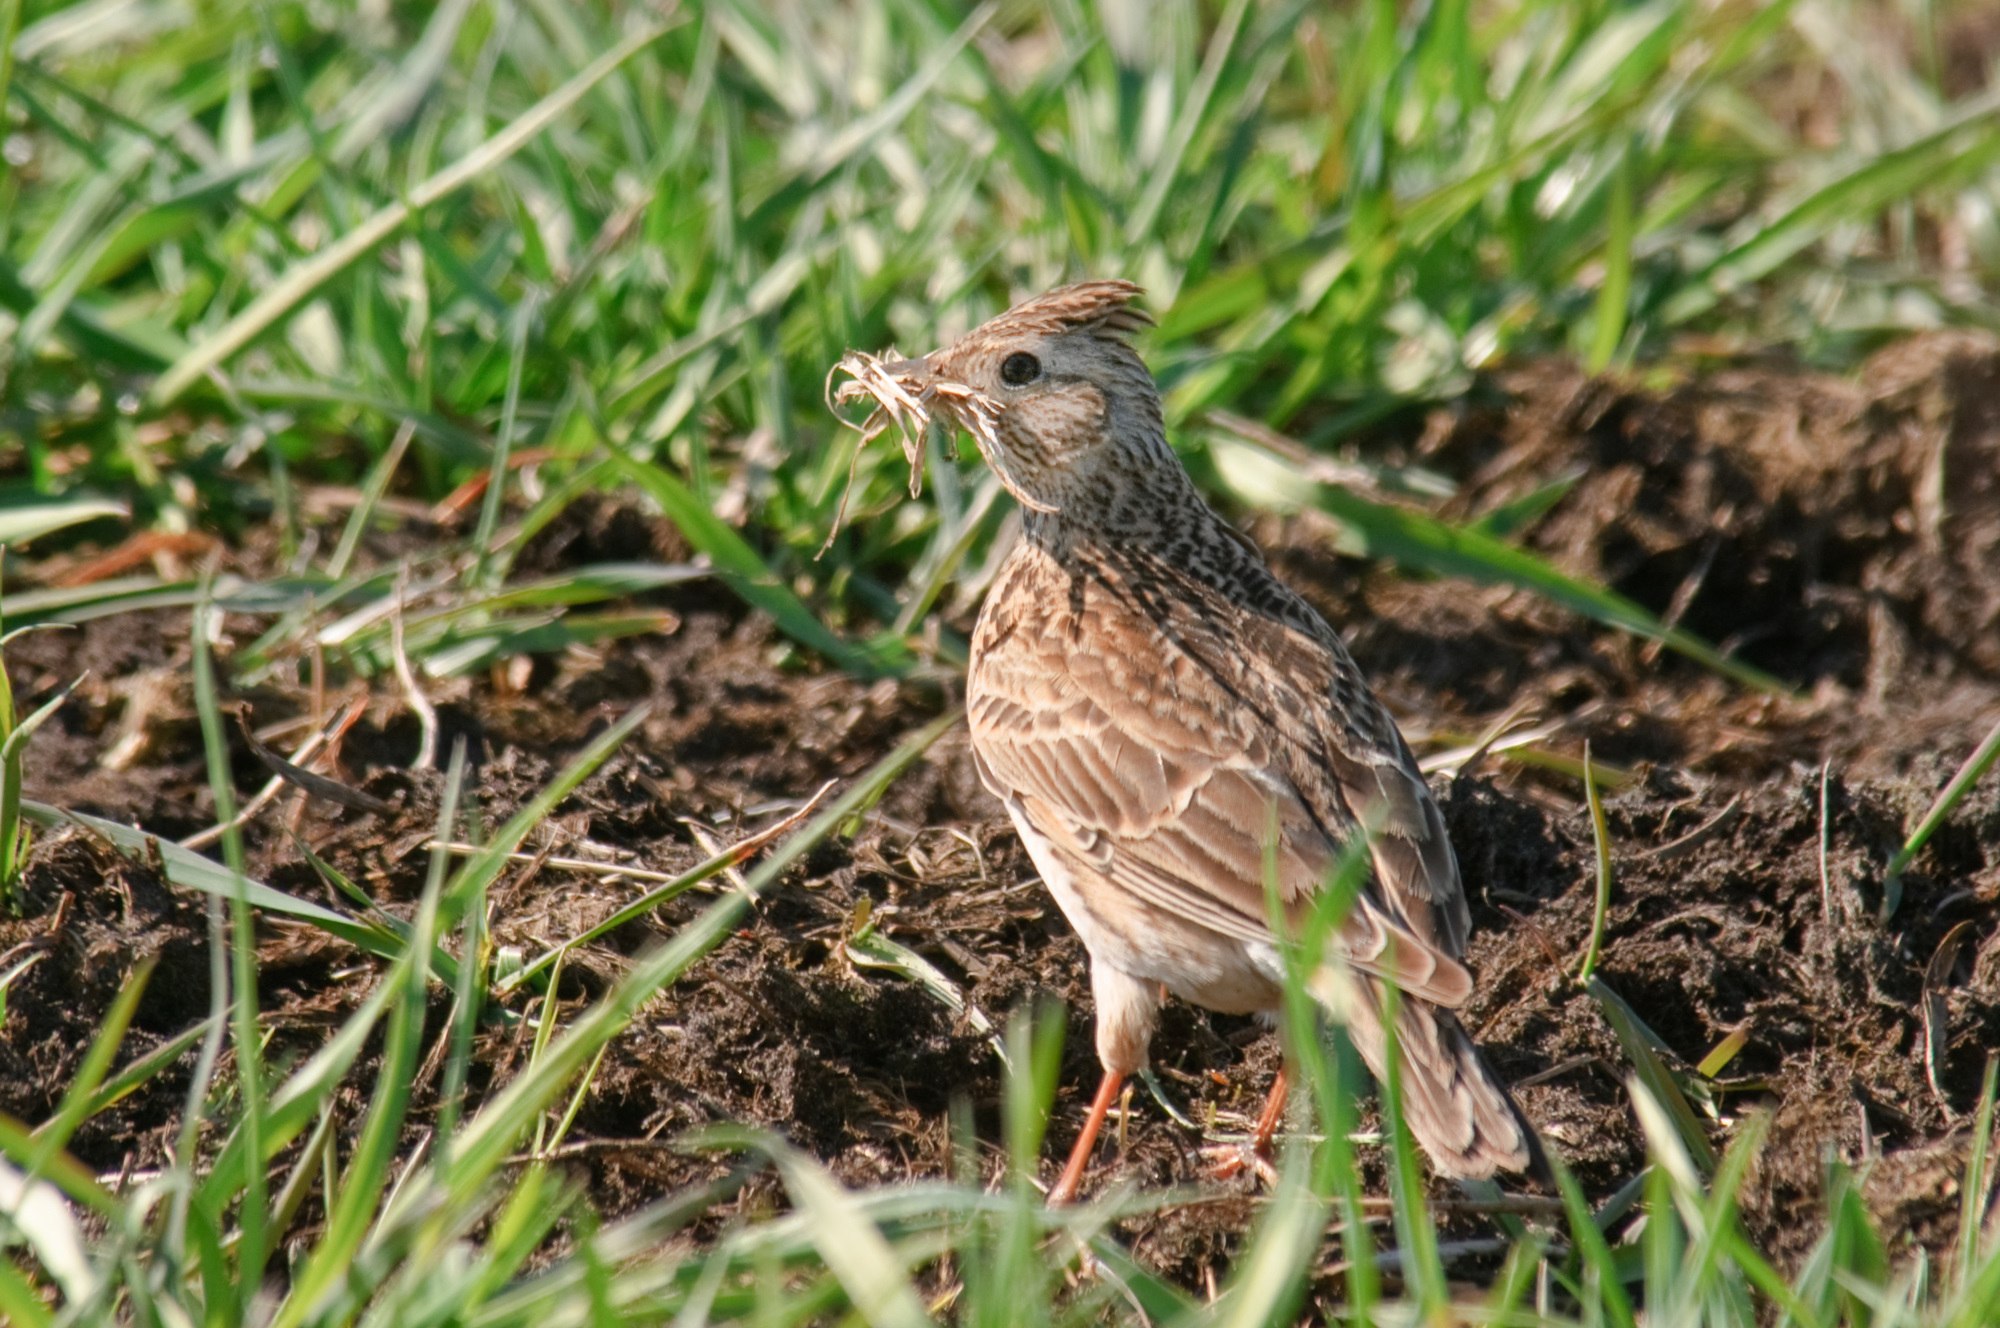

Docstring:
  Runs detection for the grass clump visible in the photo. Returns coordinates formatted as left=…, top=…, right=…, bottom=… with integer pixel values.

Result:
left=7, top=0, right=1996, bottom=671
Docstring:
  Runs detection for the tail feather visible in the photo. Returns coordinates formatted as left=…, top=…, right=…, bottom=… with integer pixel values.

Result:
left=1316, top=970, right=1548, bottom=1182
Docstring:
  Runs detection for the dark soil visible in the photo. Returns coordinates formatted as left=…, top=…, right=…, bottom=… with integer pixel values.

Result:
left=6, top=335, right=1999, bottom=1296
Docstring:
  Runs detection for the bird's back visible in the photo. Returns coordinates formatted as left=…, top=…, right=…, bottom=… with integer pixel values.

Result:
left=968, top=515, right=1474, bottom=982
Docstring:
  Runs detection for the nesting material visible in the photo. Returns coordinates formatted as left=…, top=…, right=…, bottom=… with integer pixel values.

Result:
left=825, top=349, right=1003, bottom=499
left=825, top=348, right=1055, bottom=538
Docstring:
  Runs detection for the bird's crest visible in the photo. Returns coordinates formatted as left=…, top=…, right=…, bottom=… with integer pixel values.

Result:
left=978, top=280, right=1151, bottom=344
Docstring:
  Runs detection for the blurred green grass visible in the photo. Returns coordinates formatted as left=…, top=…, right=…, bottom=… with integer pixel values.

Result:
left=5, top=0, right=1997, bottom=670
left=5, top=0, right=2000, bottom=1322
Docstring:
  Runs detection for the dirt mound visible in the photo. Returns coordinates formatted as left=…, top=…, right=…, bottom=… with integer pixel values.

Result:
left=0, top=833, right=210, bottom=1161
left=1429, top=333, right=2000, bottom=699
left=1460, top=763, right=2000, bottom=1259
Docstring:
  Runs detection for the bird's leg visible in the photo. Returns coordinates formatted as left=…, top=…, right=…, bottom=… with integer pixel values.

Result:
left=1251, top=1066, right=1290, bottom=1154
left=1203, top=1066, right=1287, bottom=1187
left=1049, top=1070, right=1126, bottom=1205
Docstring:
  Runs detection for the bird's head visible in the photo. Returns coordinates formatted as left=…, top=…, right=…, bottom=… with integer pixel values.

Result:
left=837, top=280, right=1175, bottom=519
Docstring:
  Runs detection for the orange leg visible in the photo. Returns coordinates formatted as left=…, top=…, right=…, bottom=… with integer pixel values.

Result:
left=1250, top=1066, right=1289, bottom=1156
left=1049, top=1070, right=1125, bottom=1205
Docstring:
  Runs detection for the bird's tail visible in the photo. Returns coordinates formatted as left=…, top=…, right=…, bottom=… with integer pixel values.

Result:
left=1313, top=970, right=1548, bottom=1182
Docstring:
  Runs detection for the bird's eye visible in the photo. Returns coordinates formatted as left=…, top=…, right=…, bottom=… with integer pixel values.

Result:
left=999, top=352, right=1042, bottom=386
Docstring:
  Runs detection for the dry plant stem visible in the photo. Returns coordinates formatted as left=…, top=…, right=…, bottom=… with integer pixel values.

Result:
left=684, top=781, right=836, bottom=890
left=682, top=821, right=759, bottom=894
left=1818, top=760, right=1835, bottom=924
left=293, top=693, right=370, bottom=837
left=391, top=565, right=439, bottom=769
left=178, top=732, right=329, bottom=851
left=425, top=844, right=719, bottom=888
left=1575, top=741, right=1613, bottom=986
left=234, top=703, right=391, bottom=814
left=823, top=348, right=1023, bottom=552
left=487, top=782, right=837, bottom=998
left=178, top=697, right=369, bottom=850
left=1418, top=698, right=1545, bottom=777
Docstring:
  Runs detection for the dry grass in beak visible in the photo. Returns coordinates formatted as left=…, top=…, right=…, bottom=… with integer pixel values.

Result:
left=821, top=350, right=1010, bottom=553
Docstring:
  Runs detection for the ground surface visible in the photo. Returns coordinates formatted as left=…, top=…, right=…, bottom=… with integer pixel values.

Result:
left=6, top=337, right=1999, bottom=1289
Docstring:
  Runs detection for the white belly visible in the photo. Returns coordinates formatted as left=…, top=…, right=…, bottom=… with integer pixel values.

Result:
left=1004, top=802, right=1283, bottom=1016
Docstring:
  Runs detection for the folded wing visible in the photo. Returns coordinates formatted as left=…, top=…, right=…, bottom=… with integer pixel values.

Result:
left=969, top=578, right=1475, bottom=1006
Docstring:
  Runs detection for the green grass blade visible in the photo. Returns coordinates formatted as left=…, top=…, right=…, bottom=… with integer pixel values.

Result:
left=270, top=743, right=466, bottom=1328
left=61, top=1015, right=216, bottom=1135
left=471, top=296, right=537, bottom=592
left=696, top=1129, right=931, bottom=1328
left=199, top=978, right=400, bottom=1216
left=612, top=452, right=906, bottom=676
left=1377, top=983, right=1449, bottom=1318
left=0, top=499, right=127, bottom=547
left=1551, top=1152, right=1639, bottom=1328
left=1587, top=134, right=1636, bottom=372
left=1213, top=1144, right=1325, bottom=1328
left=1576, top=742, right=1614, bottom=986
left=150, top=23, right=668, bottom=405
left=1209, top=431, right=1788, bottom=693
left=191, top=590, right=271, bottom=1284
left=0, top=1251, right=57, bottom=1328
left=1588, top=977, right=1716, bottom=1173
left=1958, top=1055, right=1999, bottom=1289
left=19, top=803, right=413, bottom=955
left=406, top=709, right=957, bottom=1220
left=1883, top=712, right=2000, bottom=918
left=1665, top=99, right=2000, bottom=325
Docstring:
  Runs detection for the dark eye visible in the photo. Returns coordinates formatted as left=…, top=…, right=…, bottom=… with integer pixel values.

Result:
left=999, top=352, right=1041, bottom=386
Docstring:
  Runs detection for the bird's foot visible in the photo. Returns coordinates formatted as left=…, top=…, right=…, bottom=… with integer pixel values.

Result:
left=1198, top=1138, right=1280, bottom=1189
left=1199, top=1066, right=1288, bottom=1188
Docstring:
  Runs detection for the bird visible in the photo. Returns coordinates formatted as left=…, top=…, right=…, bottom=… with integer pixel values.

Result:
left=844, top=280, right=1543, bottom=1203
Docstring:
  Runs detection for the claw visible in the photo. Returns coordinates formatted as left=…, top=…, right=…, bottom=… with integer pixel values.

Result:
left=1200, top=1139, right=1281, bottom=1188
left=1200, top=1066, right=1289, bottom=1189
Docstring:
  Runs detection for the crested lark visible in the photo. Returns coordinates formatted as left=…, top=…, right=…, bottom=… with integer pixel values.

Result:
left=834, top=280, right=1542, bottom=1203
